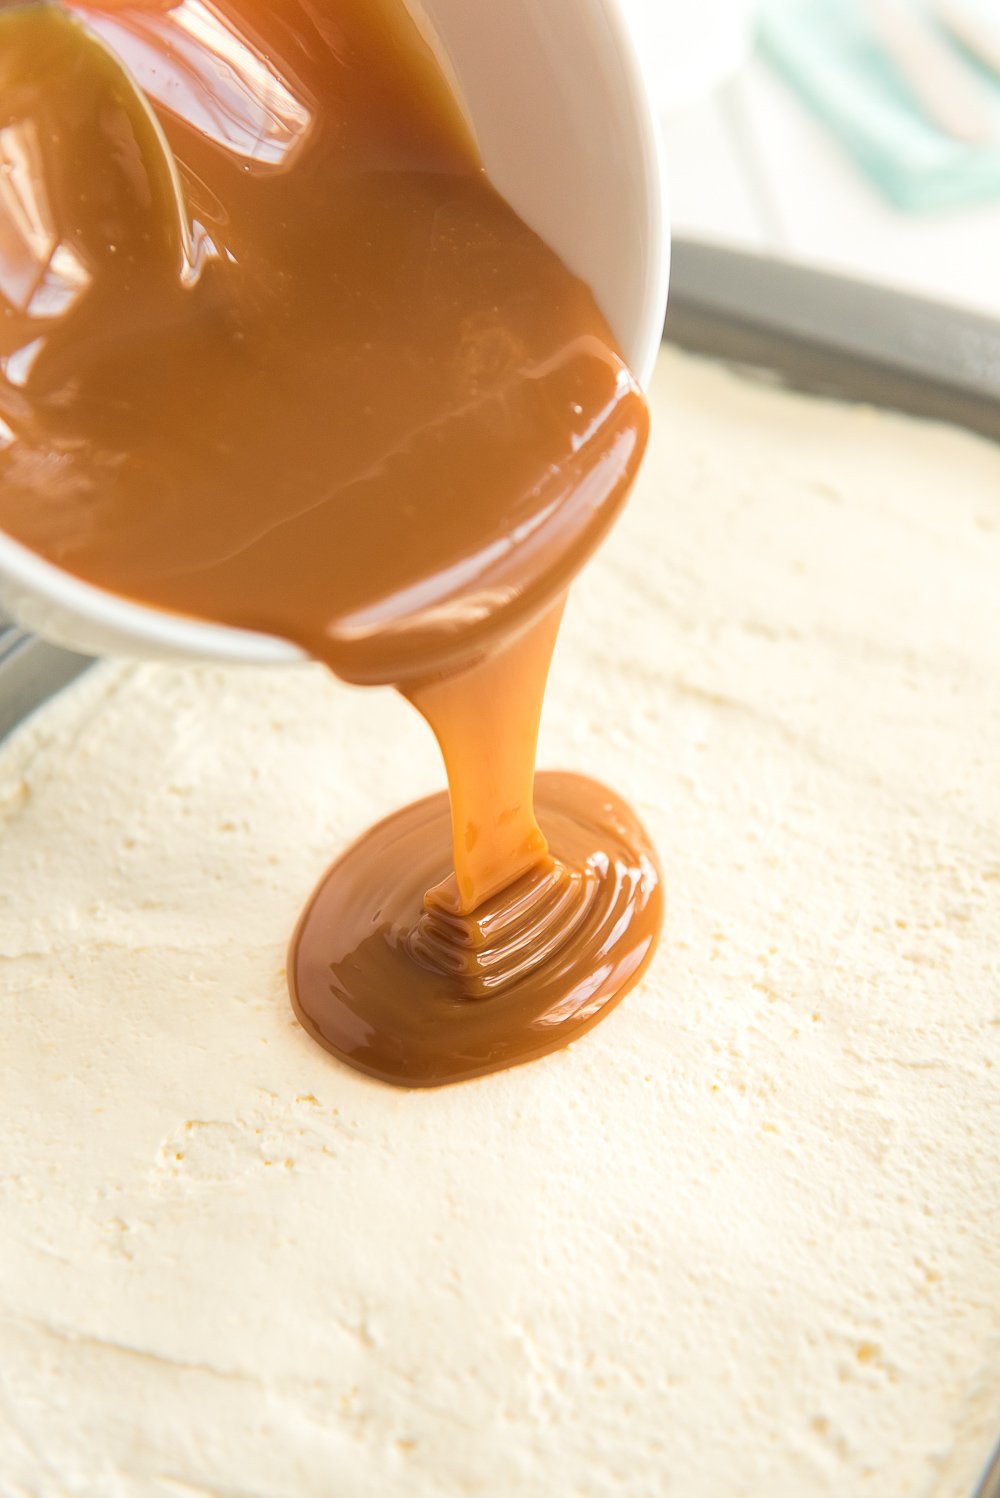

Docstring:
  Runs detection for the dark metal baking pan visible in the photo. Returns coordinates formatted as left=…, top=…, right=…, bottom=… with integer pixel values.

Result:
left=0, top=617, right=90, bottom=743
left=665, top=238, right=1000, bottom=444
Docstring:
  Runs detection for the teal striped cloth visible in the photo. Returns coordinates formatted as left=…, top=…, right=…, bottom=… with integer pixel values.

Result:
left=758, top=0, right=1000, bottom=209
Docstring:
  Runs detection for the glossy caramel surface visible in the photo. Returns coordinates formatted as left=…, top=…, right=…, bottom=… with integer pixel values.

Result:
left=0, top=0, right=647, bottom=684
left=0, top=0, right=661, bottom=1086
left=290, top=771, right=662, bottom=1087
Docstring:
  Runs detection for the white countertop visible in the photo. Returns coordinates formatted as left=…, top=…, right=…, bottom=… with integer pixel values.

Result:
left=662, top=52, right=1000, bottom=319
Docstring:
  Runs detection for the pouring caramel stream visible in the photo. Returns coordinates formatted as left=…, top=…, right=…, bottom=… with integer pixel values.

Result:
left=0, top=0, right=662, bottom=1085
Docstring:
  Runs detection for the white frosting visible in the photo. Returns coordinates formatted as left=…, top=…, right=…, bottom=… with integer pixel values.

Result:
left=2, top=348, right=999, bottom=1497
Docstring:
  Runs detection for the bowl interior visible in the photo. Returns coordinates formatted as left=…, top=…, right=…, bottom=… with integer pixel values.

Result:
left=417, top=0, right=667, bottom=383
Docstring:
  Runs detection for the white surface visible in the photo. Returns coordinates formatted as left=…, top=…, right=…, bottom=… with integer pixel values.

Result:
left=2, top=346, right=999, bottom=1496
left=618, top=0, right=757, bottom=113
left=0, top=0, right=667, bottom=666
left=663, top=52, right=1000, bottom=317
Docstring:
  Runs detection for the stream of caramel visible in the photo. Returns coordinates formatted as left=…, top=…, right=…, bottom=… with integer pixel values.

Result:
left=0, top=0, right=662, bottom=1085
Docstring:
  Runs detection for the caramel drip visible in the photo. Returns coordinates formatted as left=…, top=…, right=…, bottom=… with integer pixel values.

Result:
left=0, top=0, right=663, bottom=1086
left=410, top=860, right=597, bottom=998
left=406, top=599, right=564, bottom=915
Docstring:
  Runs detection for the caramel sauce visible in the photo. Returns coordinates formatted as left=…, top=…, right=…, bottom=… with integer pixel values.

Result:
left=0, top=0, right=662, bottom=1086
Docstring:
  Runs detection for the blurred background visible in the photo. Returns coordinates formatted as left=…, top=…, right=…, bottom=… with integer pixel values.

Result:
left=622, top=0, right=1000, bottom=316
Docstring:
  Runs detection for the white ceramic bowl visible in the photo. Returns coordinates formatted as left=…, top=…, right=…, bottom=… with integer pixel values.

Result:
left=0, top=0, right=668, bottom=663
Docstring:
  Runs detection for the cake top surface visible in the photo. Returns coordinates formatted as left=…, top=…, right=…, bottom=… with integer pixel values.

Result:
left=1, top=346, right=998, bottom=1497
